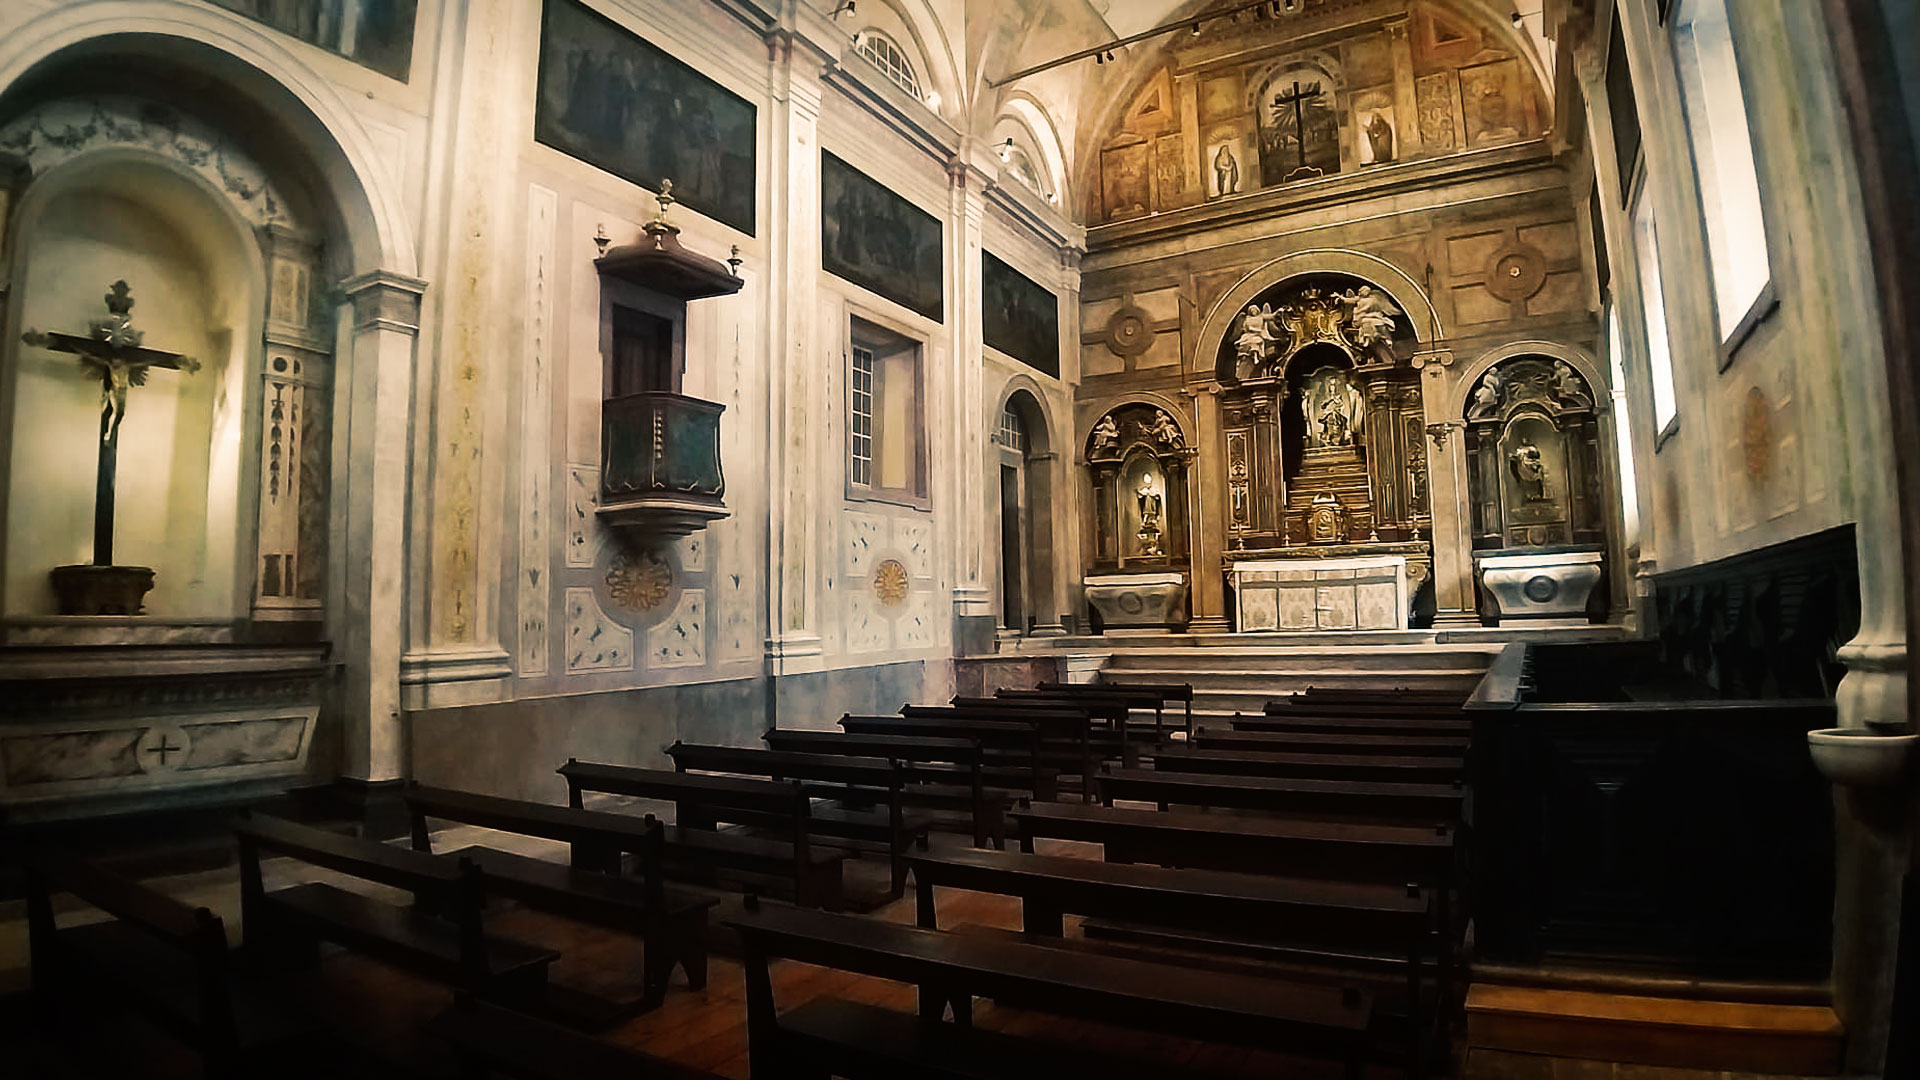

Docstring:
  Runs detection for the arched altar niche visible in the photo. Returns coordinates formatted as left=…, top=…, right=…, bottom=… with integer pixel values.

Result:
left=1082, top=403, right=1194, bottom=631
left=1463, top=355, right=1609, bottom=624
left=1216, top=274, right=1426, bottom=547
left=0, top=96, right=333, bottom=625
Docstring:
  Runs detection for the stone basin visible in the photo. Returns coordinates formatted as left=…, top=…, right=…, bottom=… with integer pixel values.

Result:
left=1806, top=727, right=1916, bottom=788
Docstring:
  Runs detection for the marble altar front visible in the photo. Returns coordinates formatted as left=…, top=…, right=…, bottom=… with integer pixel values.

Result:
left=1229, top=554, right=1408, bottom=632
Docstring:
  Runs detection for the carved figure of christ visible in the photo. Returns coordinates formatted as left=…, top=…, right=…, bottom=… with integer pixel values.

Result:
left=21, top=281, right=200, bottom=568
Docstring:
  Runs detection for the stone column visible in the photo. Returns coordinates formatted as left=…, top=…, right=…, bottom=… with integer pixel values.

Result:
left=1387, top=19, right=1422, bottom=158
left=337, top=271, right=425, bottom=783
left=1414, top=350, right=1471, bottom=622
left=764, top=32, right=830, bottom=670
left=1189, top=386, right=1230, bottom=632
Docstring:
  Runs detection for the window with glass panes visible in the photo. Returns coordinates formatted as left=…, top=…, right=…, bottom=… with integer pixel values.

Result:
left=851, top=346, right=875, bottom=486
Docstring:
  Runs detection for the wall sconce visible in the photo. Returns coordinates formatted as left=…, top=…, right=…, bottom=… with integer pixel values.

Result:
left=831, top=1, right=856, bottom=18
left=925, top=90, right=942, bottom=110
left=998, top=138, right=1013, bottom=162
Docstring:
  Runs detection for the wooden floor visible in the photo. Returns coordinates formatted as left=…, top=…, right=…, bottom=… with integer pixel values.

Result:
left=0, top=829, right=1839, bottom=1080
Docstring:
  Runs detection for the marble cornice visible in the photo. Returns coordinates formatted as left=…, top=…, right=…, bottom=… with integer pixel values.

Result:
left=821, top=62, right=960, bottom=168
left=1085, top=141, right=1564, bottom=256
left=0, top=643, right=331, bottom=682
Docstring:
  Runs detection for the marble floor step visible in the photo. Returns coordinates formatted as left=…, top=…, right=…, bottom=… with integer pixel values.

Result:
left=1464, top=983, right=1845, bottom=1076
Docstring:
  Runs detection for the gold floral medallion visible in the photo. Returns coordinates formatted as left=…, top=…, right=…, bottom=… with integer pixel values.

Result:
left=606, top=550, right=673, bottom=613
left=873, top=559, right=909, bottom=606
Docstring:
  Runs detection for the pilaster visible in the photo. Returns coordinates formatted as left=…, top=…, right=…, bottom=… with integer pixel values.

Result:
left=1416, top=348, right=1470, bottom=620
left=337, top=270, right=425, bottom=783
left=1189, top=386, right=1230, bottom=632
left=950, top=153, right=993, bottom=617
left=764, top=32, right=828, bottom=670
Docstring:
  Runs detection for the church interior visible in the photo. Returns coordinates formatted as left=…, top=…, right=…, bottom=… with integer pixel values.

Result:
left=0, top=0, right=1915, bottom=1076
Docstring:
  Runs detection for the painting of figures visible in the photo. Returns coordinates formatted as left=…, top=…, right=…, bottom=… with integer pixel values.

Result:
left=211, top=0, right=416, bottom=81
left=535, top=0, right=757, bottom=235
left=821, top=152, right=944, bottom=321
left=983, top=253, right=1059, bottom=377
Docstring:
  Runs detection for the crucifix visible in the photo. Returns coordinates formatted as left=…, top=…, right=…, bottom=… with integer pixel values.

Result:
left=1273, top=80, right=1326, bottom=182
left=22, top=281, right=199, bottom=611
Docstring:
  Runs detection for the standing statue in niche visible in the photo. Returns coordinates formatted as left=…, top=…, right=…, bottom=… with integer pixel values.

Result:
left=1509, top=443, right=1551, bottom=502
left=1135, top=477, right=1165, bottom=557
left=1301, top=367, right=1367, bottom=448
left=1365, top=112, right=1395, bottom=164
left=1213, top=144, right=1241, bottom=196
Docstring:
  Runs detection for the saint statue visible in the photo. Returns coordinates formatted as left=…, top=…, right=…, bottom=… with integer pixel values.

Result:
left=1365, top=112, right=1395, bottom=164
left=1135, top=477, right=1164, bottom=557
left=1301, top=367, right=1366, bottom=448
left=1213, top=144, right=1240, bottom=196
left=1509, top=443, right=1550, bottom=502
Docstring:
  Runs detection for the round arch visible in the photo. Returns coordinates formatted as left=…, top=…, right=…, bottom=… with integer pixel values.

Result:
left=992, top=372, right=1060, bottom=456
left=993, top=93, right=1071, bottom=208
left=1078, top=390, right=1190, bottom=459
left=1194, top=249, right=1442, bottom=384
left=856, top=0, right=963, bottom=121
left=1453, top=339, right=1609, bottom=419
left=0, top=3, right=416, bottom=277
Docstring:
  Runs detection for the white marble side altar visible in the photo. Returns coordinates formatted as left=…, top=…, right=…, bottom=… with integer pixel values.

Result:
left=1230, top=555, right=1408, bottom=632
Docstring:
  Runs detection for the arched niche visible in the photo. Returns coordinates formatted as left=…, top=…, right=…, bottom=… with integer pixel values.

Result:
left=1462, top=354, right=1607, bottom=549
left=1084, top=402, right=1193, bottom=571
left=1215, top=273, right=1429, bottom=546
left=993, top=385, right=1062, bottom=634
left=0, top=93, right=333, bottom=626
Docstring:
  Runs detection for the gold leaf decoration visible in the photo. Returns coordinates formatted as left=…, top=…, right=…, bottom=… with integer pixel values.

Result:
left=873, top=559, right=909, bottom=606
left=606, top=550, right=673, bottom=612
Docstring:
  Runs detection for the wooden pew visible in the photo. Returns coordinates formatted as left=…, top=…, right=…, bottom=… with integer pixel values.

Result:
left=403, top=783, right=716, bottom=1007
left=1010, top=801, right=1456, bottom=887
left=898, top=705, right=1104, bottom=797
left=762, top=727, right=1057, bottom=802
left=1042, top=680, right=1196, bottom=737
left=729, top=901, right=1374, bottom=1080
left=1193, top=727, right=1472, bottom=758
left=1009, top=801, right=1461, bottom=1006
left=428, top=993, right=721, bottom=1080
left=560, top=760, right=928, bottom=897
left=1235, top=712, right=1474, bottom=736
left=909, top=847, right=1441, bottom=1075
left=669, top=741, right=1008, bottom=849
left=1155, top=745, right=1465, bottom=784
left=25, top=850, right=319, bottom=1078
left=1096, top=767, right=1467, bottom=827
left=840, top=715, right=1050, bottom=793
left=233, top=813, right=557, bottom=998
left=991, top=686, right=1168, bottom=753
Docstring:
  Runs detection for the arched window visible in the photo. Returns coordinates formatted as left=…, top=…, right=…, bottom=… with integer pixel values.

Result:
left=856, top=30, right=921, bottom=97
left=995, top=406, right=1028, bottom=452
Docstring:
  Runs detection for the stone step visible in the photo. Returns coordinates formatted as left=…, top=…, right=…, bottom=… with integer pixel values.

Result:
left=1464, top=984, right=1845, bottom=1076
left=1102, top=648, right=1497, bottom=672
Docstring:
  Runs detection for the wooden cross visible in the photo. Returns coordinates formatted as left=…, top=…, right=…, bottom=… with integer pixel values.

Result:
left=21, top=281, right=200, bottom=568
left=1272, top=80, right=1326, bottom=180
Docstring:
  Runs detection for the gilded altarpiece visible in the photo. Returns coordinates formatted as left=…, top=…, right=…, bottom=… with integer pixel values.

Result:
left=1214, top=277, right=1435, bottom=624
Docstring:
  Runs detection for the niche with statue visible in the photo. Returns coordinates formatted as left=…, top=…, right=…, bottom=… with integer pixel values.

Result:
left=1463, top=355, right=1609, bottom=624
left=1082, top=403, right=1194, bottom=629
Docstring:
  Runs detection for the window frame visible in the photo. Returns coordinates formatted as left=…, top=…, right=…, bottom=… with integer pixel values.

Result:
left=845, top=312, right=931, bottom=509
left=1629, top=168, right=1681, bottom=451
left=854, top=29, right=921, bottom=99
left=1667, top=0, right=1777, bottom=367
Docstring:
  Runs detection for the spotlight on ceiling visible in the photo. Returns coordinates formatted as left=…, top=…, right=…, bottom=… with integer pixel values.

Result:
left=925, top=90, right=942, bottom=110
left=999, top=138, right=1014, bottom=162
left=831, top=1, right=856, bottom=18
left=1190, top=21, right=1203, bottom=36
left=1512, top=10, right=1523, bottom=25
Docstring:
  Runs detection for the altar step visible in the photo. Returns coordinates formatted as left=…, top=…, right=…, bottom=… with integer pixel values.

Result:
left=1097, top=643, right=1498, bottom=715
left=1465, top=982, right=1845, bottom=1075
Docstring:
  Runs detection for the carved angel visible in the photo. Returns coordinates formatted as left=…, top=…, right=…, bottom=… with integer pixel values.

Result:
left=1149, top=410, right=1185, bottom=449
left=1344, top=285, right=1400, bottom=347
left=1234, top=304, right=1280, bottom=377
left=1089, top=415, right=1121, bottom=457
left=1468, top=370, right=1503, bottom=420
